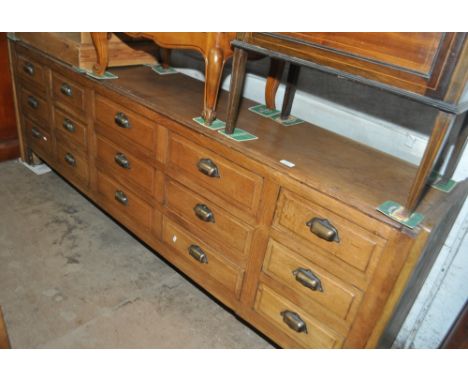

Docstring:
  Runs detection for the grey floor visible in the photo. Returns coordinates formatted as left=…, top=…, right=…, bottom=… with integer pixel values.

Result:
left=0, top=159, right=273, bottom=348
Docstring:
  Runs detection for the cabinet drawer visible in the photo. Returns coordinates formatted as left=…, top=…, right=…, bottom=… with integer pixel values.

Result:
left=54, top=108, right=87, bottom=149
left=56, top=142, right=89, bottom=186
left=95, top=95, right=154, bottom=152
left=162, top=217, right=244, bottom=299
left=166, top=179, right=254, bottom=261
left=96, top=136, right=154, bottom=194
left=254, top=284, right=343, bottom=348
left=20, top=87, right=49, bottom=127
left=168, top=134, right=263, bottom=215
left=52, top=72, right=85, bottom=113
left=97, top=171, right=152, bottom=231
left=25, top=118, right=52, bottom=161
left=17, top=54, right=46, bottom=91
left=274, top=189, right=384, bottom=274
left=263, top=239, right=361, bottom=322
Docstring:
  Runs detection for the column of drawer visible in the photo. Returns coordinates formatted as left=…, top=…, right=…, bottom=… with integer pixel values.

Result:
left=165, top=133, right=264, bottom=303
left=93, top=94, right=158, bottom=234
left=254, top=187, right=388, bottom=348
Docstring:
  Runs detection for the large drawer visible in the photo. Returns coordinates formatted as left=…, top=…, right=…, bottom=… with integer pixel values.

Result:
left=262, top=239, right=362, bottom=323
left=24, top=118, right=53, bottom=162
left=54, top=107, right=87, bottom=149
left=96, top=170, right=152, bottom=231
left=16, top=54, right=47, bottom=91
left=162, top=217, right=244, bottom=299
left=96, top=136, right=154, bottom=194
left=52, top=72, right=86, bottom=114
left=254, top=284, right=343, bottom=348
left=167, top=134, right=263, bottom=216
left=273, top=189, right=385, bottom=279
left=165, top=179, right=254, bottom=262
left=95, top=95, right=155, bottom=152
left=20, top=86, right=49, bottom=127
left=55, top=141, right=89, bottom=186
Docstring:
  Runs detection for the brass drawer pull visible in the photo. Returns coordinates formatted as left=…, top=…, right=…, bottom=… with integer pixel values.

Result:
left=23, top=62, right=35, bottom=76
left=193, top=203, right=215, bottom=223
left=197, top=158, right=219, bottom=178
left=281, top=310, right=308, bottom=334
left=64, top=152, right=76, bottom=167
left=306, top=217, right=340, bottom=243
left=62, top=118, right=76, bottom=133
left=27, top=95, right=38, bottom=109
left=114, top=112, right=131, bottom=129
left=293, top=268, right=323, bottom=292
left=188, top=244, right=208, bottom=264
left=60, top=83, right=73, bottom=97
left=31, top=127, right=42, bottom=139
left=114, top=190, right=128, bottom=205
left=114, top=152, right=131, bottom=169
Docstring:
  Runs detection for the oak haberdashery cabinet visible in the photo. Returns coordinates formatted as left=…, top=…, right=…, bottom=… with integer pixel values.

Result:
left=8, top=34, right=468, bottom=348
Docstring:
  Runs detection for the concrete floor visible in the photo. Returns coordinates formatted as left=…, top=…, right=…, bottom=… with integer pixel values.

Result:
left=0, top=159, right=273, bottom=348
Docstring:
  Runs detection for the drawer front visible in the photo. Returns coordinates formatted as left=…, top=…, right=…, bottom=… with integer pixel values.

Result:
left=162, top=217, right=244, bottom=298
left=54, top=108, right=87, bottom=149
left=168, top=134, right=263, bottom=215
left=166, top=179, right=253, bottom=259
left=20, top=87, right=49, bottom=127
left=52, top=72, right=85, bottom=113
left=255, top=284, right=343, bottom=348
left=96, top=136, right=154, bottom=194
left=263, top=239, right=361, bottom=322
left=97, top=171, right=152, bottom=231
left=17, top=54, right=46, bottom=90
left=25, top=118, right=52, bottom=161
left=56, top=144, right=89, bottom=186
left=274, top=189, right=382, bottom=273
left=95, top=95, right=154, bottom=151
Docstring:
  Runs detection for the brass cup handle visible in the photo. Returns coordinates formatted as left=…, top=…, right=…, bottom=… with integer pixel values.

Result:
left=193, top=203, right=215, bottom=223
left=60, top=83, right=73, bottom=97
left=114, top=112, right=131, bottom=129
left=281, top=310, right=308, bottom=334
left=293, top=268, right=324, bottom=292
left=114, top=152, right=131, bottom=169
left=31, top=127, right=42, bottom=139
left=188, top=244, right=208, bottom=264
left=114, top=190, right=128, bottom=205
left=23, top=62, right=35, bottom=76
left=306, top=217, right=340, bottom=243
left=197, top=158, right=219, bottom=178
left=63, top=118, right=76, bottom=133
left=27, top=95, right=38, bottom=109
left=64, top=152, right=76, bottom=167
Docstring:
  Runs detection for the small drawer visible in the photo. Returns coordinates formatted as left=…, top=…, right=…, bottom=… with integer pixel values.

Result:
left=17, top=55, right=46, bottom=90
left=25, top=118, right=52, bottom=161
left=52, top=72, right=86, bottom=113
left=97, top=171, right=153, bottom=231
left=254, top=284, right=343, bottom=348
left=96, top=136, right=154, bottom=194
left=56, top=144, right=89, bottom=186
left=166, top=179, right=254, bottom=261
left=162, top=217, right=244, bottom=299
left=274, top=189, right=384, bottom=273
left=262, top=239, right=361, bottom=322
left=54, top=108, right=87, bottom=149
left=95, top=95, right=155, bottom=152
left=20, top=87, right=49, bottom=127
left=167, top=134, right=263, bottom=215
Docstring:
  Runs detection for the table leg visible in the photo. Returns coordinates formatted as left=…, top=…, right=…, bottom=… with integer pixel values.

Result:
left=160, top=48, right=171, bottom=68
left=225, top=47, right=248, bottom=134
left=405, top=111, right=455, bottom=213
left=265, top=58, right=285, bottom=110
left=442, top=112, right=468, bottom=182
left=280, top=63, right=301, bottom=120
left=202, top=47, right=225, bottom=125
left=90, top=32, right=110, bottom=76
